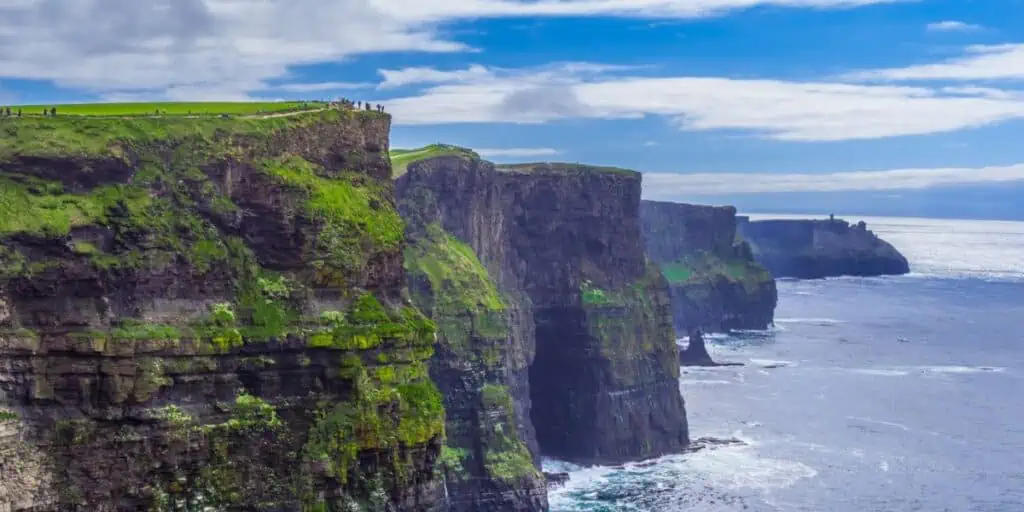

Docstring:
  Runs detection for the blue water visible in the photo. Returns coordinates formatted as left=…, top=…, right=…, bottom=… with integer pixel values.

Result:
left=546, top=216, right=1024, bottom=511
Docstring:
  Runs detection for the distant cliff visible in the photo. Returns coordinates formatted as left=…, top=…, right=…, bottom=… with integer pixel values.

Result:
left=396, top=152, right=689, bottom=486
left=641, top=201, right=777, bottom=334
left=737, top=217, right=910, bottom=279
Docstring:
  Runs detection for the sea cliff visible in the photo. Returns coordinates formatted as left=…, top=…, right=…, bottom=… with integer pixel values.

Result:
left=641, top=201, right=777, bottom=334
left=737, top=217, right=910, bottom=279
left=396, top=150, right=689, bottom=481
left=0, top=109, right=445, bottom=511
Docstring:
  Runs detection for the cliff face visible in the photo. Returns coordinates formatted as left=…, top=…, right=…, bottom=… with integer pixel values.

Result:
left=0, top=110, right=446, bottom=511
left=397, top=155, right=688, bottom=473
left=737, top=218, right=910, bottom=279
left=640, top=201, right=777, bottom=333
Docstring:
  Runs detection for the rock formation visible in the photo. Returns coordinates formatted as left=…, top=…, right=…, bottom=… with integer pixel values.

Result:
left=0, top=110, right=446, bottom=510
left=396, top=153, right=689, bottom=477
left=640, top=201, right=777, bottom=334
left=737, top=217, right=910, bottom=279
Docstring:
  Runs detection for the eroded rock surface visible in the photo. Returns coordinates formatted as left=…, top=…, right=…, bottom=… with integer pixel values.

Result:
left=641, top=201, right=777, bottom=334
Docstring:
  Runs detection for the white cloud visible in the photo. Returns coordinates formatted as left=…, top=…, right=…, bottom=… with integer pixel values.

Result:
left=378, top=65, right=495, bottom=89
left=641, top=163, right=1024, bottom=197
left=475, top=147, right=562, bottom=157
left=378, top=63, right=1024, bottom=141
left=926, top=20, right=983, bottom=32
left=845, top=44, right=1024, bottom=81
left=643, top=141, right=659, bottom=147
left=263, top=81, right=373, bottom=92
left=0, top=0, right=901, bottom=98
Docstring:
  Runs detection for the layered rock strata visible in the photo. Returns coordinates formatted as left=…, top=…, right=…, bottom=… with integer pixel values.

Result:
left=640, top=201, right=777, bottom=334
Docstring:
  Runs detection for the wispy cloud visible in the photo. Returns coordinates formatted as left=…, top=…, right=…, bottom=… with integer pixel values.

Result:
left=926, top=20, right=983, bottom=32
left=263, top=81, right=373, bottom=93
left=378, top=63, right=1024, bottom=141
left=641, top=163, right=1024, bottom=197
left=0, top=0, right=900, bottom=99
left=844, top=44, right=1024, bottom=81
left=476, top=147, right=562, bottom=157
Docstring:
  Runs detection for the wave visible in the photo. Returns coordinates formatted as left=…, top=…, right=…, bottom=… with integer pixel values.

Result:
left=846, top=365, right=1006, bottom=377
left=544, top=432, right=817, bottom=511
left=774, top=317, right=845, bottom=326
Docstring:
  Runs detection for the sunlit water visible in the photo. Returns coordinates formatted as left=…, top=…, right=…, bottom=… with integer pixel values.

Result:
left=545, top=216, right=1024, bottom=511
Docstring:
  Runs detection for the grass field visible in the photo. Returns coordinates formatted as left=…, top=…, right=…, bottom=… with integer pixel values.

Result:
left=389, top=144, right=480, bottom=178
left=0, top=101, right=321, bottom=117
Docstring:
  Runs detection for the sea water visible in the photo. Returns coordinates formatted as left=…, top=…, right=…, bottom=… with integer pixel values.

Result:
left=545, top=216, right=1024, bottom=511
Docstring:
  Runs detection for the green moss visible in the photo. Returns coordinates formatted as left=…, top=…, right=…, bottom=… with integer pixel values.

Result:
left=0, top=245, right=27, bottom=278
left=0, top=410, right=17, bottom=422
left=405, top=223, right=505, bottom=317
left=0, top=177, right=150, bottom=237
left=111, top=320, right=182, bottom=342
left=584, top=265, right=679, bottom=385
left=70, top=240, right=100, bottom=255
left=581, top=279, right=622, bottom=306
left=308, top=292, right=435, bottom=351
left=257, top=155, right=404, bottom=279
left=659, top=251, right=772, bottom=293
left=389, top=144, right=479, bottom=178
left=304, top=360, right=444, bottom=484
left=479, top=384, right=539, bottom=483
left=438, top=446, right=469, bottom=476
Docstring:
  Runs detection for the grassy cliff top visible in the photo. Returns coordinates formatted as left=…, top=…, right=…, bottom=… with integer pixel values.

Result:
left=389, top=144, right=480, bottom=178
left=0, top=104, right=385, bottom=161
left=496, top=162, right=638, bottom=177
left=0, top=101, right=321, bottom=117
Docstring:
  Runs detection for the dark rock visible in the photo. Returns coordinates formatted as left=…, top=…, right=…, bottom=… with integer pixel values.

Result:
left=679, top=329, right=744, bottom=367
left=737, top=217, right=910, bottom=279
left=640, top=201, right=777, bottom=334
left=0, top=111, right=445, bottom=511
left=397, top=156, right=689, bottom=472
left=544, top=472, right=570, bottom=488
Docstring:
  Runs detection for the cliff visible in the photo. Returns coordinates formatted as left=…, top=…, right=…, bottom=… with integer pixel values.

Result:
left=396, top=152, right=688, bottom=478
left=640, top=201, right=777, bottom=334
left=737, top=217, right=910, bottom=279
left=0, top=108, right=446, bottom=511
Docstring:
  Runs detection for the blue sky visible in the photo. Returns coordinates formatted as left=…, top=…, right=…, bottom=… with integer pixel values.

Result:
left=1, top=0, right=1023, bottom=219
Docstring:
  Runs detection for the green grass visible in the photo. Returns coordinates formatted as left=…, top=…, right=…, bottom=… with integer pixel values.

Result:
left=404, top=223, right=506, bottom=316
left=0, top=101, right=320, bottom=117
left=389, top=144, right=479, bottom=178
left=659, top=251, right=772, bottom=291
left=0, top=177, right=150, bottom=237
left=497, top=162, right=637, bottom=177
left=0, top=108, right=372, bottom=161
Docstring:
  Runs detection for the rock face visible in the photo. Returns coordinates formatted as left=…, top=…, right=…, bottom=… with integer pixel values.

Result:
left=0, top=110, right=446, bottom=511
left=737, top=217, right=910, bottom=279
left=397, top=156, right=689, bottom=474
left=640, top=201, right=777, bottom=334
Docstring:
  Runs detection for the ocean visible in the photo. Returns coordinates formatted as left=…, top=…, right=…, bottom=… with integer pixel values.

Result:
left=545, top=216, right=1024, bottom=511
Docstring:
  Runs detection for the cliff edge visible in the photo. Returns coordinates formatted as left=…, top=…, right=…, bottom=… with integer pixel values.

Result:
left=737, top=217, right=910, bottom=279
left=641, top=201, right=777, bottom=334
left=0, top=108, right=445, bottom=511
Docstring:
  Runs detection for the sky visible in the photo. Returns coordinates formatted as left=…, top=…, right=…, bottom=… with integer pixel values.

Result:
left=1, top=0, right=1022, bottom=219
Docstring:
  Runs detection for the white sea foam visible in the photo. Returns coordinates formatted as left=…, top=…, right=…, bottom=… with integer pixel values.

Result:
left=916, top=365, right=1006, bottom=375
left=847, top=368, right=911, bottom=377
left=774, top=318, right=845, bottom=326
left=680, top=379, right=734, bottom=386
left=749, top=358, right=797, bottom=368
left=846, top=416, right=912, bottom=432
